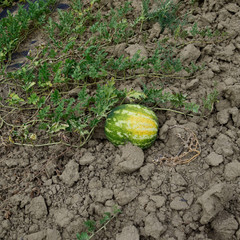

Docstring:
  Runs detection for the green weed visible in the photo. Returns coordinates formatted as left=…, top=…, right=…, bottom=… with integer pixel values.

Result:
left=189, top=22, right=227, bottom=38
left=139, top=0, right=185, bottom=33
left=76, top=206, right=121, bottom=240
left=202, top=89, right=219, bottom=113
left=0, top=0, right=22, bottom=7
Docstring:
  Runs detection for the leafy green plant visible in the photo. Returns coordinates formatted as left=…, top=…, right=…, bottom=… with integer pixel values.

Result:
left=142, top=84, right=199, bottom=113
left=76, top=206, right=121, bottom=240
left=202, top=89, right=219, bottom=113
left=0, top=0, right=16, bottom=7
left=189, top=22, right=227, bottom=38
left=140, top=0, right=185, bottom=33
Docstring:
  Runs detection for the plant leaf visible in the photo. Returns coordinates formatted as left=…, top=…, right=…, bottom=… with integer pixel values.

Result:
left=126, top=90, right=147, bottom=102
left=76, top=232, right=90, bottom=240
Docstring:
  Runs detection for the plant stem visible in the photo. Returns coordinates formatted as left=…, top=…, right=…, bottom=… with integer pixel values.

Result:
left=154, top=107, right=194, bottom=117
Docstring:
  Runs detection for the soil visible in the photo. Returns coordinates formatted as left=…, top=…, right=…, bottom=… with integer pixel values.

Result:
left=1, top=0, right=240, bottom=240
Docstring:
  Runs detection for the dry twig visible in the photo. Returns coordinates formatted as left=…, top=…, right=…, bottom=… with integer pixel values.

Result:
left=153, top=125, right=201, bottom=166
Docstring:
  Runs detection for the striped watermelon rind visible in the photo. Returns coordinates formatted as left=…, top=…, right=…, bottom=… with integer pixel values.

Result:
left=105, top=104, right=159, bottom=149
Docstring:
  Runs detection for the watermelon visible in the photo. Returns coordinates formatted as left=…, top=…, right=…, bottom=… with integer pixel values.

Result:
left=105, top=104, right=159, bottom=149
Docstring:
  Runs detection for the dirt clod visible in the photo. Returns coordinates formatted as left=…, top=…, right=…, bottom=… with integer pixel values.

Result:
left=27, top=195, right=48, bottom=220
left=205, top=152, right=223, bottom=166
left=90, top=188, right=113, bottom=203
left=170, top=196, right=189, bottom=210
left=116, top=225, right=139, bottom=240
left=54, top=208, right=74, bottom=228
left=217, top=109, right=230, bottom=125
left=224, top=85, right=240, bottom=108
left=115, top=143, right=144, bottom=173
left=78, top=152, right=95, bottom=166
left=179, top=44, right=201, bottom=64
left=115, top=187, right=139, bottom=206
left=125, top=44, right=148, bottom=59
left=213, top=134, right=233, bottom=157
left=224, top=160, right=240, bottom=181
left=197, top=183, right=234, bottom=224
left=59, top=160, right=79, bottom=187
left=144, top=213, right=166, bottom=239
left=211, top=211, right=238, bottom=240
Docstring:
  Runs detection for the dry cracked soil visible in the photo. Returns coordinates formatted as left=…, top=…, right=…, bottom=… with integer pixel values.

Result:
left=1, top=0, right=240, bottom=239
